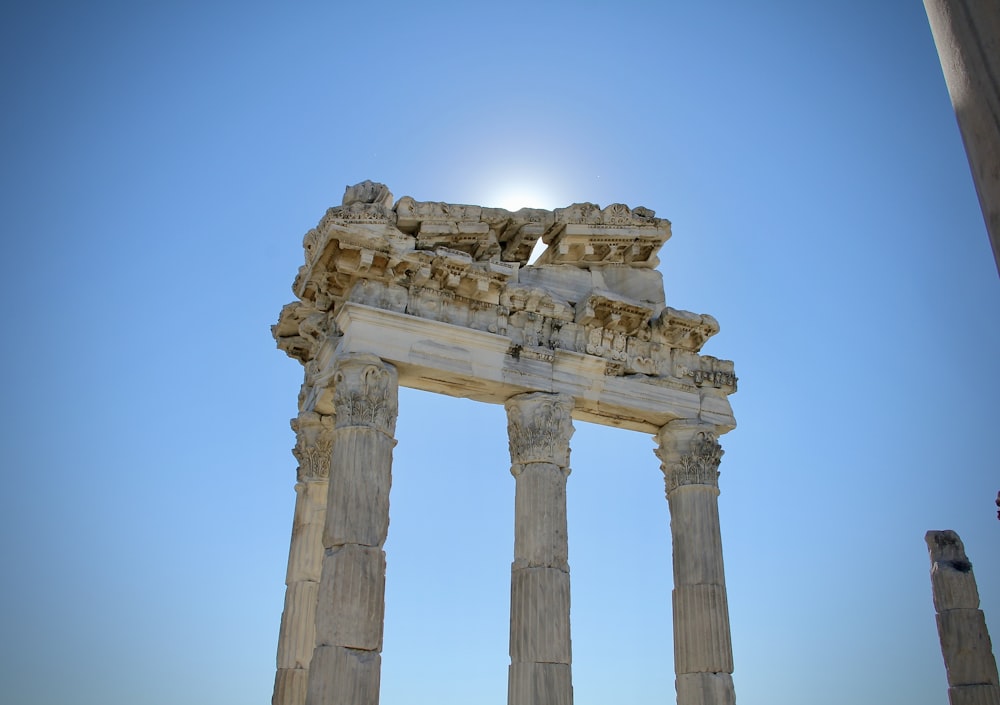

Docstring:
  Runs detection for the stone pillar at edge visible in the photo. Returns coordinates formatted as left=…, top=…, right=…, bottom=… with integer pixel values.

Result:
left=305, top=354, right=398, bottom=705
left=655, top=420, right=736, bottom=705
left=505, top=392, right=576, bottom=705
left=923, top=0, right=1000, bottom=276
left=925, top=530, right=1000, bottom=705
left=273, top=411, right=333, bottom=705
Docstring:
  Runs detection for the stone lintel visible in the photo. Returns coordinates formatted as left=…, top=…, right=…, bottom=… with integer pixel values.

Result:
left=333, top=302, right=730, bottom=434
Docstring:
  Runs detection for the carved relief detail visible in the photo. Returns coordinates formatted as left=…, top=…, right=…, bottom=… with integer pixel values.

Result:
left=290, top=411, right=334, bottom=481
left=331, top=354, right=399, bottom=436
left=506, top=393, right=575, bottom=468
left=657, top=429, right=724, bottom=493
left=276, top=182, right=736, bottom=399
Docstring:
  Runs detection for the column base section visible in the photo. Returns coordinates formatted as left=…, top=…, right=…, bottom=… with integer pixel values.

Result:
left=305, top=645, right=380, bottom=705
left=273, top=667, right=308, bottom=705
left=508, top=662, right=573, bottom=705
left=675, top=672, right=735, bottom=705
left=950, top=684, right=1000, bottom=705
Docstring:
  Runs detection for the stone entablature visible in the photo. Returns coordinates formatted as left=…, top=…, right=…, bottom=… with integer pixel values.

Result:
left=273, top=181, right=737, bottom=434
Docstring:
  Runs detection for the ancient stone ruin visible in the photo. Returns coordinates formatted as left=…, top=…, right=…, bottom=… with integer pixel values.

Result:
left=926, top=530, right=1000, bottom=705
left=271, top=181, right=739, bottom=705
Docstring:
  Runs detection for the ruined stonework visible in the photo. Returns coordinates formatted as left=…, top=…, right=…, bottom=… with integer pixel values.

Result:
left=272, top=181, right=739, bottom=705
left=926, top=531, right=1000, bottom=705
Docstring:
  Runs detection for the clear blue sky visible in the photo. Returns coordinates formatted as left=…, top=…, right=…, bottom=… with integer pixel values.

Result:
left=1, top=2, right=997, bottom=704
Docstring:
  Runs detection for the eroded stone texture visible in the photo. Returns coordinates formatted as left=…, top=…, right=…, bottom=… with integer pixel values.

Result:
left=508, top=663, right=574, bottom=705
left=675, top=673, right=736, bottom=705
left=926, top=531, right=1000, bottom=705
left=306, top=646, right=381, bottom=705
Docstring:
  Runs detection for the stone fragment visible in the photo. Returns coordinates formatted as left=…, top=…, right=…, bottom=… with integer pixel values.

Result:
left=323, top=427, right=393, bottom=548
left=276, top=581, right=319, bottom=668
left=594, top=265, right=666, bottom=308
left=286, top=481, right=328, bottom=583
left=273, top=667, right=308, bottom=705
left=672, top=584, right=733, bottom=674
left=950, top=684, right=1000, bottom=705
left=509, top=567, right=572, bottom=664
left=314, top=544, right=386, bottom=651
left=512, top=462, right=569, bottom=570
left=675, top=672, right=736, bottom=705
left=937, top=610, right=1000, bottom=689
left=926, top=530, right=1000, bottom=705
left=306, top=646, right=381, bottom=705
left=507, top=662, right=573, bottom=705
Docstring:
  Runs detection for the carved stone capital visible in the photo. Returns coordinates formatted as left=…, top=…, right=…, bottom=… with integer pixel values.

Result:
left=331, top=354, right=399, bottom=436
left=291, top=411, right=335, bottom=481
left=655, top=420, right=724, bottom=494
left=505, top=392, right=574, bottom=468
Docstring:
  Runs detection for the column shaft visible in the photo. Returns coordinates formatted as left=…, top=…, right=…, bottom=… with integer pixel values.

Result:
left=274, top=412, right=333, bottom=705
left=506, top=392, right=575, bottom=705
left=656, top=421, right=735, bottom=705
left=926, top=530, right=1000, bottom=705
left=924, top=0, right=1000, bottom=275
left=306, top=355, right=398, bottom=705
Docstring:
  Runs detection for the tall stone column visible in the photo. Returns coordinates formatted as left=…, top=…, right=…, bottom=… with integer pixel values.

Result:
left=925, top=530, right=1000, bottom=705
left=923, top=0, right=1000, bottom=275
left=655, top=420, right=735, bottom=705
left=306, top=354, right=398, bottom=705
left=505, top=392, right=575, bottom=705
left=274, top=411, right=334, bottom=705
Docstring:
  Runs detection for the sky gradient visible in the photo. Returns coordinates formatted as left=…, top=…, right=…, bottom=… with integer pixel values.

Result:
left=1, top=2, right=998, bottom=704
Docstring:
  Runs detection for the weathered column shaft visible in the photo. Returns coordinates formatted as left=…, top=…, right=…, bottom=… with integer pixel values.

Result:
left=274, top=412, right=333, bottom=705
left=506, top=392, right=575, bottom=705
left=656, top=420, right=735, bottom=705
left=926, top=530, right=1000, bottom=705
left=924, top=0, right=1000, bottom=275
left=306, top=354, right=398, bottom=705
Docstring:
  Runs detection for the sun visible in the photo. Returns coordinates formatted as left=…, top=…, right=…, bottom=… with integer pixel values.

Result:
left=489, top=185, right=557, bottom=212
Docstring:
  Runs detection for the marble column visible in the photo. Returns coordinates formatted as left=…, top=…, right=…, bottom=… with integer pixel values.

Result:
left=924, top=0, right=1000, bottom=275
left=505, top=392, right=575, bottom=705
left=655, top=420, right=735, bottom=705
left=306, top=354, right=398, bottom=705
left=274, top=411, right=334, bottom=705
left=925, top=530, right=1000, bottom=705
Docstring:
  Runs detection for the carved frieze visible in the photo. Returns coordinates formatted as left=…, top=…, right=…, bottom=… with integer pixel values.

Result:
left=506, top=392, right=575, bottom=468
left=331, top=354, right=399, bottom=436
left=654, top=308, right=720, bottom=352
left=275, top=182, right=736, bottom=403
left=291, top=411, right=334, bottom=481
left=532, top=202, right=671, bottom=268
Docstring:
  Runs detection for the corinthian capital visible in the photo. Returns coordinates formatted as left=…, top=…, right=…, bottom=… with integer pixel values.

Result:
left=655, top=420, right=724, bottom=494
left=505, top=392, right=574, bottom=468
left=290, top=411, right=335, bottom=481
left=331, top=353, right=399, bottom=436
